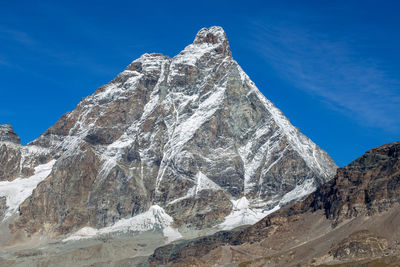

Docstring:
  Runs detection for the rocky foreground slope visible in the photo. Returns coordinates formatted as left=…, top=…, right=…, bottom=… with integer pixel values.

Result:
left=149, top=142, right=400, bottom=266
left=0, top=26, right=336, bottom=245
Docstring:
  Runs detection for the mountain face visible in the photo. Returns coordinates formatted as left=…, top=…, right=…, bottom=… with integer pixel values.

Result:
left=0, top=26, right=336, bottom=240
left=150, top=142, right=400, bottom=266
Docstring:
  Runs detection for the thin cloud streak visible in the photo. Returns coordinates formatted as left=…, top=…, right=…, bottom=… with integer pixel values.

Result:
left=249, top=21, right=400, bottom=133
left=0, top=28, right=36, bottom=46
left=0, top=27, right=120, bottom=79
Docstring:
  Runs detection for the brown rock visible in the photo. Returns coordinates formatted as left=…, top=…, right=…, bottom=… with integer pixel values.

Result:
left=149, top=142, right=400, bottom=266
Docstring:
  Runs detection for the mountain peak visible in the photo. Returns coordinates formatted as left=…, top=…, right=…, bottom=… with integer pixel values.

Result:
left=193, top=26, right=231, bottom=56
left=194, top=26, right=227, bottom=44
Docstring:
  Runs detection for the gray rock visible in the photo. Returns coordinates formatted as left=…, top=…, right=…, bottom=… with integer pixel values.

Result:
left=7, top=26, right=336, bottom=235
left=148, top=142, right=400, bottom=266
left=0, top=125, right=20, bottom=144
left=0, top=196, right=7, bottom=221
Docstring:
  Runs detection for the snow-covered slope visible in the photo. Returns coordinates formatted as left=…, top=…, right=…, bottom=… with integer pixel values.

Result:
left=4, top=26, right=337, bottom=237
left=64, top=205, right=182, bottom=243
left=0, top=160, right=55, bottom=220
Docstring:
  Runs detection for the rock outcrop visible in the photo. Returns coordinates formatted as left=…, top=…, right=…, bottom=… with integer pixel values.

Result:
left=149, top=142, right=400, bottom=266
left=0, top=125, right=20, bottom=144
left=0, top=125, right=21, bottom=181
left=310, top=141, right=400, bottom=223
left=0, top=125, right=51, bottom=182
left=2, top=26, right=336, bottom=237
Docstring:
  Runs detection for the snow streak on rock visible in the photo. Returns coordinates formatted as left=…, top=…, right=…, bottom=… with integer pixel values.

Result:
left=167, top=172, right=222, bottom=205
left=218, top=197, right=279, bottom=230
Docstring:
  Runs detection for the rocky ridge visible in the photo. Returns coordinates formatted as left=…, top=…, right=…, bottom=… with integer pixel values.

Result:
left=0, top=125, right=20, bottom=144
left=1, top=26, right=336, bottom=241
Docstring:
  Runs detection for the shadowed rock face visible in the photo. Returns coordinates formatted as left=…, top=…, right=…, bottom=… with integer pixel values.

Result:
left=149, top=142, right=400, bottom=266
left=3, top=26, right=336, bottom=236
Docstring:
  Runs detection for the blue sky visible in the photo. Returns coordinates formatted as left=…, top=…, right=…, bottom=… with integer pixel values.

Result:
left=0, top=0, right=399, bottom=166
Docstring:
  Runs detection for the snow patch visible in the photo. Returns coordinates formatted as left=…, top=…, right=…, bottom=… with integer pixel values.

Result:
left=195, top=172, right=221, bottom=194
left=278, top=179, right=315, bottom=206
left=0, top=160, right=55, bottom=220
left=168, top=172, right=222, bottom=205
left=171, top=43, right=218, bottom=67
left=218, top=180, right=316, bottom=230
left=218, top=196, right=278, bottom=230
left=63, top=205, right=182, bottom=243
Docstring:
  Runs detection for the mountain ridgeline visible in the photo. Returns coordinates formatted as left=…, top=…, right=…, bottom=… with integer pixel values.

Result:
left=0, top=26, right=336, bottom=240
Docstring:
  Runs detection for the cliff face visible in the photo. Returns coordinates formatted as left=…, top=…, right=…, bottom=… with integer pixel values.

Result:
left=149, top=142, right=400, bottom=266
left=1, top=26, right=336, bottom=238
left=0, top=125, right=50, bottom=182
left=308, top=142, right=400, bottom=223
left=0, top=125, right=22, bottom=182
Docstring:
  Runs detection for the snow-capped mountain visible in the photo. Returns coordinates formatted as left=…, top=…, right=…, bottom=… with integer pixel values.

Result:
left=0, top=26, right=336, bottom=239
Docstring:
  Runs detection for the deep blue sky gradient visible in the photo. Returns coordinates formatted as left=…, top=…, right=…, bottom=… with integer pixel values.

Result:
left=0, top=0, right=399, bottom=166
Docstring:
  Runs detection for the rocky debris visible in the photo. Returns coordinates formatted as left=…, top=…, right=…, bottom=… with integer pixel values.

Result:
left=148, top=142, right=400, bottom=266
left=318, top=256, right=400, bottom=267
left=0, top=232, right=165, bottom=266
left=329, top=230, right=389, bottom=261
left=0, top=196, right=7, bottom=221
left=0, top=125, right=20, bottom=144
left=149, top=229, right=237, bottom=266
left=5, top=26, right=336, bottom=236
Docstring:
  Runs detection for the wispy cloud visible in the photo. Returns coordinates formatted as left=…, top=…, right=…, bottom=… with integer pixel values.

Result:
left=249, top=21, right=400, bottom=132
left=0, top=28, right=36, bottom=46
left=0, top=26, right=119, bottom=79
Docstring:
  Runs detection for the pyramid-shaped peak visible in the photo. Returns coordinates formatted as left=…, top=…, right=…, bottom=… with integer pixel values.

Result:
left=194, top=26, right=227, bottom=44
left=193, top=26, right=231, bottom=56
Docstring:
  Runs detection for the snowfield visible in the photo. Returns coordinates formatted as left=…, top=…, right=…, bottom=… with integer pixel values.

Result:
left=63, top=205, right=182, bottom=243
left=0, top=160, right=55, bottom=220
